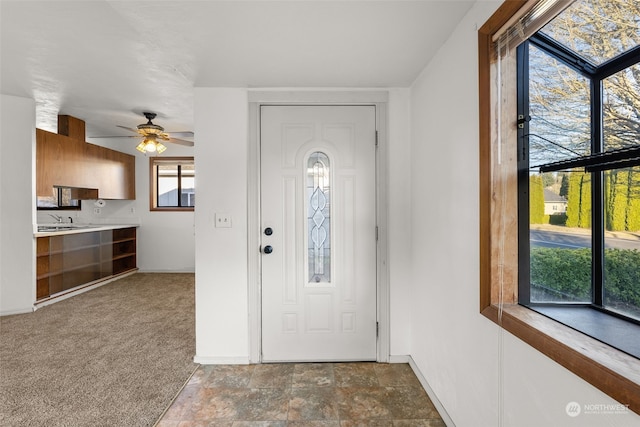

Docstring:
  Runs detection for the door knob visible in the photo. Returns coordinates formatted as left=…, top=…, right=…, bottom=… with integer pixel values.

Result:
left=263, top=245, right=273, bottom=254
left=264, top=227, right=273, bottom=236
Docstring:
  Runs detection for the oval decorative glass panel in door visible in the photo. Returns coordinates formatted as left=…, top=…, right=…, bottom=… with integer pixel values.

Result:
left=307, top=152, right=331, bottom=283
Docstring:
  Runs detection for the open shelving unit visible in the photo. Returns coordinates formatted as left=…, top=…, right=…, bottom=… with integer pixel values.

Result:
left=112, top=227, right=137, bottom=275
left=36, top=227, right=137, bottom=301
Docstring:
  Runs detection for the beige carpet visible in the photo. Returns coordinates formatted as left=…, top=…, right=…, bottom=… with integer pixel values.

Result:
left=0, top=273, right=196, bottom=427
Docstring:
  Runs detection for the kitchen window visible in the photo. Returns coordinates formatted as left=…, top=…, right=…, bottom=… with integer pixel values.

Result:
left=150, top=157, right=195, bottom=211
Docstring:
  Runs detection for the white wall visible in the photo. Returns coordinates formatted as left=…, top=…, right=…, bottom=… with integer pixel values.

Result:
left=194, top=88, right=249, bottom=363
left=387, top=88, right=413, bottom=357
left=0, top=94, right=36, bottom=315
left=407, top=2, right=640, bottom=426
left=81, top=138, right=195, bottom=273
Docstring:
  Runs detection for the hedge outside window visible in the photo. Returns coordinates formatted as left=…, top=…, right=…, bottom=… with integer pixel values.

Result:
left=150, top=157, right=195, bottom=211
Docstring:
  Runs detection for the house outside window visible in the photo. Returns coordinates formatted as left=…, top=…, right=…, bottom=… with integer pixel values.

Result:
left=150, top=157, right=195, bottom=211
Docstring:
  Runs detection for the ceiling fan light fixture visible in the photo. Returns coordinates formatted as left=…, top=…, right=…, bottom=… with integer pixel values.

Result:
left=135, top=135, right=166, bottom=155
left=145, top=140, right=157, bottom=153
left=135, top=140, right=148, bottom=153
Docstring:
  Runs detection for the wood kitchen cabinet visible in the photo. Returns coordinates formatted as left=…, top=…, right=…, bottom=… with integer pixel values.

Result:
left=112, top=228, right=137, bottom=275
left=36, top=115, right=135, bottom=199
left=36, top=227, right=137, bottom=301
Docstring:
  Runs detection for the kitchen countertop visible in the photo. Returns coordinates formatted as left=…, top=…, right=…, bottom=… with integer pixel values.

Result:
left=34, top=224, right=139, bottom=237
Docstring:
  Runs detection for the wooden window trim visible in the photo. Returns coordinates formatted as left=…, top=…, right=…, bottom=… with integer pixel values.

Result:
left=479, top=1, right=640, bottom=414
left=149, top=156, right=195, bottom=212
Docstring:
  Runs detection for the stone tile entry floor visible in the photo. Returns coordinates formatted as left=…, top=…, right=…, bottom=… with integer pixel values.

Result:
left=157, top=362, right=446, bottom=426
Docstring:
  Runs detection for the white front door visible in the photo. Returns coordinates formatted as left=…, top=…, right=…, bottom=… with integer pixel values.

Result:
left=260, top=105, right=377, bottom=362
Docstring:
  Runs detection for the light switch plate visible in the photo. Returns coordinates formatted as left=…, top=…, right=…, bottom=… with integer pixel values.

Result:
left=215, top=213, right=232, bottom=228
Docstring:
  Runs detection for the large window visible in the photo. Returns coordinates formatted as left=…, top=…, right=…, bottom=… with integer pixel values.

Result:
left=518, top=0, right=640, bottom=334
left=150, top=157, right=195, bottom=211
left=479, top=0, right=640, bottom=414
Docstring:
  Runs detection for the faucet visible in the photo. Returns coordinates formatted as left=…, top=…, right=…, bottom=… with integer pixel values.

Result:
left=48, top=214, right=63, bottom=223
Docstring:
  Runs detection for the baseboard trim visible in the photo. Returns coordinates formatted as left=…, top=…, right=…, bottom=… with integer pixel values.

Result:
left=0, top=307, right=34, bottom=316
left=388, top=355, right=411, bottom=363
left=392, top=355, right=455, bottom=427
left=193, top=356, right=250, bottom=365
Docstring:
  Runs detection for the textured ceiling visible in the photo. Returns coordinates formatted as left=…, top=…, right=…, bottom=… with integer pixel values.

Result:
left=0, top=0, right=475, bottom=141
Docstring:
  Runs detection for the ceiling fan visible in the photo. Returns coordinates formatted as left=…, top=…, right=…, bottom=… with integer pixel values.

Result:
left=94, top=112, right=194, bottom=154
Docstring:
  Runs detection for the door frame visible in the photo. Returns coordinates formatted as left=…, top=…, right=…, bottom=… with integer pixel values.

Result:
left=247, top=91, right=389, bottom=363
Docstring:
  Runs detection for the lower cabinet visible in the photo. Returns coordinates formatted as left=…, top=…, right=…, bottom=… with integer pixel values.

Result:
left=36, top=227, right=137, bottom=301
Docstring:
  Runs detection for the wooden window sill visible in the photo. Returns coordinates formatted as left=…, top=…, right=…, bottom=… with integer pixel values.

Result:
left=482, top=303, right=640, bottom=413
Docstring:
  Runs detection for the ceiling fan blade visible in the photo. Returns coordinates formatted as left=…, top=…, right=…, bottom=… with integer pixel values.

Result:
left=116, top=125, right=141, bottom=134
left=167, top=137, right=194, bottom=147
left=168, top=131, right=194, bottom=138
left=89, top=135, right=140, bottom=139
